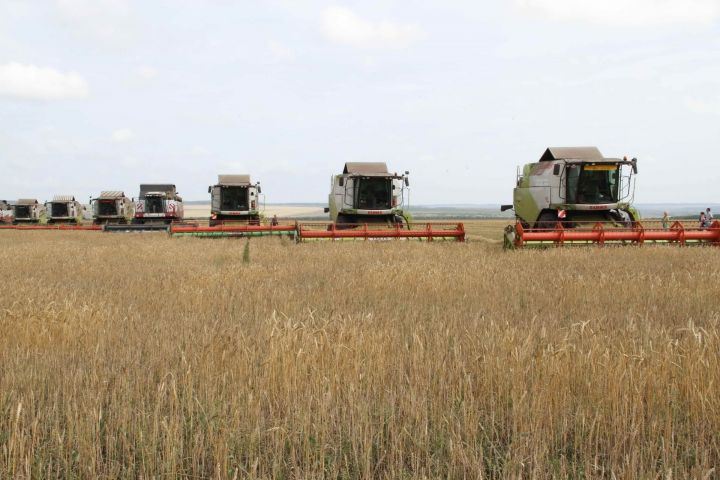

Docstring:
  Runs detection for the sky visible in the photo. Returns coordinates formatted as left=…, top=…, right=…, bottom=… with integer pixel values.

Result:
left=1, top=0, right=719, bottom=205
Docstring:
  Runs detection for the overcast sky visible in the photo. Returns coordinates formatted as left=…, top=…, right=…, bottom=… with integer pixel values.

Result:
left=1, top=0, right=719, bottom=204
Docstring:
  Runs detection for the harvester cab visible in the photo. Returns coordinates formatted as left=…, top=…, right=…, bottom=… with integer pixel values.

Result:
left=91, top=191, right=133, bottom=224
left=12, top=199, right=44, bottom=224
left=45, top=195, right=84, bottom=224
left=505, top=147, right=639, bottom=229
left=208, top=175, right=262, bottom=226
left=327, top=162, right=410, bottom=226
left=133, top=184, right=184, bottom=224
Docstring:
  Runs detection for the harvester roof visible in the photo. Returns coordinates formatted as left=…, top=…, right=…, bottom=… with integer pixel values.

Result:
left=218, top=175, right=252, bottom=186
left=139, top=184, right=177, bottom=197
left=343, top=162, right=389, bottom=176
left=540, top=147, right=604, bottom=162
left=52, top=195, right=75, bottom=202
left=99, top=191, right=126, bottom=199
left=16, top=199, right=38, bottom=205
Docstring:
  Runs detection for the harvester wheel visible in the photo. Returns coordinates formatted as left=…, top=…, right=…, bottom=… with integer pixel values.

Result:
left=335, top=214, right=355, bottom=229
left=393, top=215, right=408, bottom=229
left=535, top=211, right=558, bottom=230
left=503, top=225, right=517, bottom=249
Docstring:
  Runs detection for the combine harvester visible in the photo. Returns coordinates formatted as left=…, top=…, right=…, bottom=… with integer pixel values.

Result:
left=45, top=195, right=84, bottom=224
left=170, top=174, right=297, bottom=238
left=298, top=162, right=465, bottom=242
left=90, top=191, right=133, bottom=225
left=502, top=146, right=720, bottom=248
left=11, top=199, right=44, bottom=225
left=0, top=200, right=12, bottom=223
left=106, top=184, right=184, bottom=232
left=208, top=175, right=262, bottom=226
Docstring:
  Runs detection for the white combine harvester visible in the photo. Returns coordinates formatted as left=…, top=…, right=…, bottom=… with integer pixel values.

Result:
left=325, top=162, right=410, bottom=227
left=132, top=184, right=184, bottom=225
left=12, top=199, right=44, bottom=224
left=91, top=191, right=134, bottom=225
left=0, top=200, right=13, bottom=223
left=279, top=162, right=466, bottom=241
left=208, top=175, right=262, bottom=226
left=45, top=195, right=84, bottom=224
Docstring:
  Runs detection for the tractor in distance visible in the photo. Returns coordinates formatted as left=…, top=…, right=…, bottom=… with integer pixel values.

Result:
left=0, top=200, right=12, bottom=223
left=132, top=184, right=184, bottom=224
left=208, top=175, right=262, bottom=226
left=501, top=146, right=639, bottom=229
left=325, top=162, right=410, bottom=227
left=91, top=191, right=134, bottom=225
left=45, top=195, right=84, bottom=224
left=12, top=199, right=44, bottom=224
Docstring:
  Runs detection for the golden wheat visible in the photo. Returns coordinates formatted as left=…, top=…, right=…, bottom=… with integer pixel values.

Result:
left=1, top=226, right=719, bottom=478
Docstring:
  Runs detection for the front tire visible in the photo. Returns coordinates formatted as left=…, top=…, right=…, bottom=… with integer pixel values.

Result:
left=535, top=211, right=558, bottom=230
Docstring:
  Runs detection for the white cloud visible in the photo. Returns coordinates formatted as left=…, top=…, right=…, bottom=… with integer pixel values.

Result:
left=111, top=128, right=135, bottom=143
left=0, top=62, right=89, bottom=100
left=137, top=66, right=159, bottom=80
left=515, top=0, right=720, bottom=27
left=321, top=6, right=422, bottom=49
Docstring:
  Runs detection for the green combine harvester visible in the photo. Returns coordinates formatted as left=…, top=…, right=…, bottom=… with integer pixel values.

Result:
left=502, top=146, right=643, bottom=248
left=502, top=147, right=639, bottom=228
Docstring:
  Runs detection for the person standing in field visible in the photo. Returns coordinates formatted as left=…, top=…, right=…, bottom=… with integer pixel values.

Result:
left=662, top=211, right=670, bottom=230
left=706, top=208, right=713, bottom=226
left=699, top=211, right=707, bottom=228
left=271, top=214, right=279, bottom=226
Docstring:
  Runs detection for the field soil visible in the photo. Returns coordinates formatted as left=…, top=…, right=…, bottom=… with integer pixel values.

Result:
left=1, top=224, right=719, bottom=478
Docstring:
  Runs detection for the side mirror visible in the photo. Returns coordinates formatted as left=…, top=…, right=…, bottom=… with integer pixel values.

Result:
left=323, top=207, right=330, bottom=213
left=631, top=158, right=638, bottom=174
left=404, top=177, right=409, bottom=187
left=257, top=186, right=262, bottom=194
left=208, top=186, right=211, bottom=194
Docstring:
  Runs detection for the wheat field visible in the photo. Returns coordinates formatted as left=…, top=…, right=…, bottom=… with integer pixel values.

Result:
left=1, top=225, right=719, bottom=478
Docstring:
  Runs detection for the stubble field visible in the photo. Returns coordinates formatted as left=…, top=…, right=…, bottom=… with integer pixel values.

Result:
left=1, top=222, right=719, bottom=478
